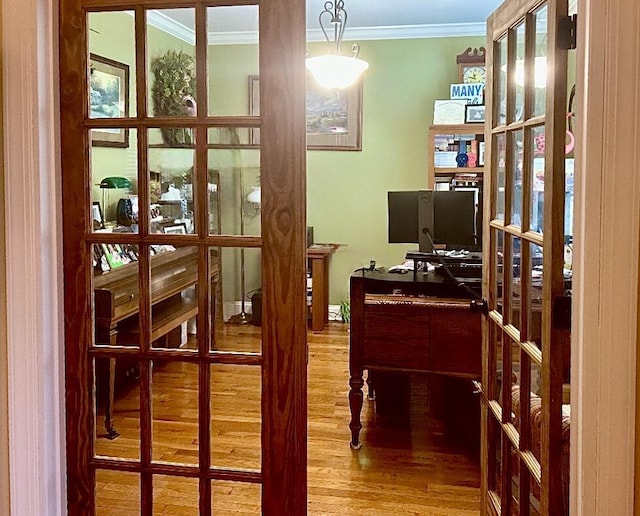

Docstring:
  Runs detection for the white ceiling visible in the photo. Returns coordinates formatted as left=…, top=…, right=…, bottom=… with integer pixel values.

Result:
left=148, top=1, right=506, bottom=45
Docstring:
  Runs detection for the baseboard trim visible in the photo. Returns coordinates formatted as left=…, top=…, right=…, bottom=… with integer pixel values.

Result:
left=223, top=302, right=346, bottom=323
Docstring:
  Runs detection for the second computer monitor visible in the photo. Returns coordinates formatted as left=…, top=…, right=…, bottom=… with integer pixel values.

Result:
left=418, top=190, right=478, bottom=252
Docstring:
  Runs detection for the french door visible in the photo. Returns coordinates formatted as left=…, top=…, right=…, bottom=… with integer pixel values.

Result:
left=482, top=0, right=570, bottom=514
left=60, top=1, right=308, bottom=513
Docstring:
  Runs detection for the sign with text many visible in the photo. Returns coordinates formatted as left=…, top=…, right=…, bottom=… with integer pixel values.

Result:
left=450, top=83, right=484, bottom=104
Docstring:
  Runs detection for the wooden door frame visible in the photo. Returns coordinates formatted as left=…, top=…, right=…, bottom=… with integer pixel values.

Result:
left=572, top=0, right=640, bottom=513
left=1, top=0, right=639, bottom=514
left=1, top=0, right=66, bottom=514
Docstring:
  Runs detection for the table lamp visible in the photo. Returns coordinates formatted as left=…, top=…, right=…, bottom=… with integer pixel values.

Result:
left=99, top=176, right=131, bottom=223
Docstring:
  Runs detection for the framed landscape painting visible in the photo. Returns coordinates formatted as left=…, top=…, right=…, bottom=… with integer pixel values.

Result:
left=89, top=53, right=130, bottom=147
left=249, top=75, right=362, bottom=151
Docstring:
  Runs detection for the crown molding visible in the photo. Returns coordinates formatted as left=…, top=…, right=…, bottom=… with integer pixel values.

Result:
left=147, top=10, right=195, bottom=45
left=320, top=22, right=488, bottom=41
left=146, top=18, right=488, bottom=47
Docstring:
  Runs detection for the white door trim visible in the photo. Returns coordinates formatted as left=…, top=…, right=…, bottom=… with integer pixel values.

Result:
left=571, top=0, right=639, bottom=513
left=2, top=0, right=65, bottom=513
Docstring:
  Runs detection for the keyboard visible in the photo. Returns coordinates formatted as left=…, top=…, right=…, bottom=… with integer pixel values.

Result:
left=443, top=262, right=483, bottom=278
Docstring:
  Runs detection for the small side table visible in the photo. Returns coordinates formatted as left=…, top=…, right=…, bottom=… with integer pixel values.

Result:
left=307, top=244, right=339, bottom=331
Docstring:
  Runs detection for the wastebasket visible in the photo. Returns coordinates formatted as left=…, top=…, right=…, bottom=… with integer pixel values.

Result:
left=250, top=289, right=262, bottom=326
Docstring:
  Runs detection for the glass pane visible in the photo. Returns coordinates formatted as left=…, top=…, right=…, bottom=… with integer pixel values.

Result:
left=94, top=358, right=141, bottom=456
left=216, top=247, right=263, bottom=353
left=565, top=158, right=575, bottom=243
left=208, top=126, right=255, bottom=147
left=212, top=480, right=261, bottom=514
left=496, top=36, right=507, bottom=126
left=208, top=146, right=261, bottom=237
left=509, top=130, right=524, bottom=227
left=208, top=5, right=260, bottom=116
left=90, top=129, right=138, bottom=232
left=148, top=128, right=196, bottom=234
left=510, top=339, right=522, bottom=404
left=148, top=245, right=200, bottom=352
left=533, top=5, right=549, bottom=117
left=489, top=416, right=503, bottom=499
left=511, top=446, right=521, bottom=513
left=528, top=243, right=543, bottom=347
left=151, top=361, right=199, bottom=465
left=211, top=364, right=262, bottom=470
left=513, top=22, right=525, bottom=122
left=96, top=470, right=140, bottom=514
left=509, top=236, right=522, bottom=330
left=88, top=11, right=136, bottom=118
left=530, top=125, right=545, bottom=234
left=491, top=229, right=504, bottom=316
left=147, top=9, right=196, bottom=120
left=530, top=474, right=541, bottom=515
left=490, top=321, right=504, bottom=402
left=530, top=360, right=542, bottom=398
left=93, top=242, right=141, bottom=347
left=153, top=475, right=199, bottom=515
left=494, top=133, right=506, bottom=221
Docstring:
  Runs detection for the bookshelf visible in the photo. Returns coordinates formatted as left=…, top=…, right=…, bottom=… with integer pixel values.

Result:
left=427, top=123, right=485, bottom=189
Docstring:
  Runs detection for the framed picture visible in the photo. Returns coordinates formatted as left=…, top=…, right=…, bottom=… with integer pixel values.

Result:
left=92, top=201, right=104, bottom=230
left=465, top=104, right=486, bottom=123
left=162, top=222, right=188, bottom=235
left=89, top=53, right=130, bottom=147
left=478, top=142, right=486, bottom=167
left=249, top=75, right=362, bottom=151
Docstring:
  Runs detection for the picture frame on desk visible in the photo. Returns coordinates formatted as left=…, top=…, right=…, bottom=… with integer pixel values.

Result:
left=465, top=104, right=485, bottom=123
left=92, top=201, right=104, bottom=230
left=162, top=222, right=188, bottom=235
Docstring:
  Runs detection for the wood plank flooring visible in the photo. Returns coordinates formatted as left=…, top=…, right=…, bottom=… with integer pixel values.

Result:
left=94, top=322, right=480, bottom=514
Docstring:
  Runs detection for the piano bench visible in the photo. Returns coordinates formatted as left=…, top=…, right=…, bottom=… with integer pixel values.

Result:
left=116, top=294, right=198, bottom=348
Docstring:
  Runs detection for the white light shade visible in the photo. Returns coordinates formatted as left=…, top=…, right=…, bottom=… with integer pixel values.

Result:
left=246, top=186, right=261, bottom=205
left=305, top=55, right=369, bottom=90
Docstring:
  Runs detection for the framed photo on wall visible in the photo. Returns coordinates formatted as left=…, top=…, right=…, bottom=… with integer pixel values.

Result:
left=89, top=53, right=130, bottom=147
left=249, top=75, right=362, bottom=151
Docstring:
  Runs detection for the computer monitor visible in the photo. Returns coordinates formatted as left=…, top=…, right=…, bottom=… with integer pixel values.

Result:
left=388, top=190, right=480, bottom=252
left=387, top=191, right=420, bottom=245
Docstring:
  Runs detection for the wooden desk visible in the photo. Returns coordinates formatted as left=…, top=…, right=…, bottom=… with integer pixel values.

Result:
left=94, top=246, right=219, bottom=438
left=348, top=270, right=481, bottom=449
left=307, top=244, right=339, bottom=331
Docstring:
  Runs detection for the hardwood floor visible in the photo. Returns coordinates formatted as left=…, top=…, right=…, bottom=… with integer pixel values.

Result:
left=94, top=322, right=480, bottom=514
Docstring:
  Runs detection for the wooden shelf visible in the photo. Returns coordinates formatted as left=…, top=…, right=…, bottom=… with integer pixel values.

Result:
left=429, top=123, right=485, bottom=133
left=434, top=167, right=484, bottom=175
left=427, top=124, right=486, bottom=188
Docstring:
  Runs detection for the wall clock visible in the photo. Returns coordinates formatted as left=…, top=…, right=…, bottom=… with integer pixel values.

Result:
left=456, top=47, right=486, bottom=84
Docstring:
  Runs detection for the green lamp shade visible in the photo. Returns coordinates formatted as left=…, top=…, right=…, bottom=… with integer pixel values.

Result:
left=99, top=176, right=131, bottom=189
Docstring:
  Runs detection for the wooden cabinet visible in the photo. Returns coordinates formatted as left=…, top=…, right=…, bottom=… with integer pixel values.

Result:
left=427, top=123, right=485, bottom=189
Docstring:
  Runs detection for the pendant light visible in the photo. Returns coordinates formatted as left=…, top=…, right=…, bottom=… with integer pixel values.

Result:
left=305, top=0, right=369, bottom=90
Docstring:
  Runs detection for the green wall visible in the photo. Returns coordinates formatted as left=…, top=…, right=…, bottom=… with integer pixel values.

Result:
left=308, top=37, right=485, bottom=304
left=87, top=12, right=485, bottom=307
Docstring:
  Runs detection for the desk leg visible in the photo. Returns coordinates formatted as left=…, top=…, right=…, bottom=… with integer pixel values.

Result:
left=310, top=256, right=329, bottom=332
left=100, top=328, right=120, bottom=440
left=348, top=274, right=365, bottom=449
left=348, top=372, right=364, bottom=450
left=104, top=357, right=119, bottom=440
